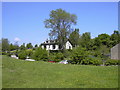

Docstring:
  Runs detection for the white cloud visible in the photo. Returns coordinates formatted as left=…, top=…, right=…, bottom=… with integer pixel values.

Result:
left=14, top=37, right=21, bottom=42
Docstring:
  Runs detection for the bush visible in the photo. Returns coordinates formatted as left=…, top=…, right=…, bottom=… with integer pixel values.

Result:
left=82, top=57, right=103, bottom=65
left=82, top=57, right=91, bottom=65
left=2, top=52, right=7, bottom=55
left=6, top=52, right=12, bottom=56
left=18, top=50, right=27, bottom=60
left=26, top=49, right=33, bottom=58
left=71, top=46, right=88, bottom=64
left=32, top=47, right=48, bottom=61
left=55, top=53, right=64, bottom=62
left=49, top=53, right=64, bottom=62
left=89, top=58, right=102, bottom=65
left=10, top=50, right=20, bottom=57
left=63, top=49, right=72, bottom=58
left=105, top=59, right=119, bottom=66
left=1, top=51, right=12, bottom=56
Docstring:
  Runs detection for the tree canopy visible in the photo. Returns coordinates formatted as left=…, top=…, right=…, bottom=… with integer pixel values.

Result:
left=44, top=8, right=77, bottom=50
left=69, top=29, right=80, bottom=47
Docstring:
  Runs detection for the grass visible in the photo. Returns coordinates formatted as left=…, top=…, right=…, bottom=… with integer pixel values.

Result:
left=2, top=55, right=118, bottom=88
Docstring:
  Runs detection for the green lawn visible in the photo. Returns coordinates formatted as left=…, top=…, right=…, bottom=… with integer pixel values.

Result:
left=2, top=55, right=118, bottom=88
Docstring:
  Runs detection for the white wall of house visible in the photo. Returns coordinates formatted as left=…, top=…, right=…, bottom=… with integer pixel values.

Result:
left=41, top=45, right=44, bottom=49
left=55, top=45, right=59, bottom=50
left=46, top=45, right=49, bottom=50
left=50, top=45, right=53, bottom=50
left=65, top=41, right=72, bottom=49
left=41, top=44, right=59, bottom=50
left=41, top=40, right=72, bottom=50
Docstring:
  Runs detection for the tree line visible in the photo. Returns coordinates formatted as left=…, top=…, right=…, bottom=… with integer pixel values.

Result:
left=44, top=8, right=120, bottom=52
left=0, top=8, right=119, bottom=65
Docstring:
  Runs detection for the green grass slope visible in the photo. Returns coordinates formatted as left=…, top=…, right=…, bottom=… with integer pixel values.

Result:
left=2, top=56, right=118, bottom=88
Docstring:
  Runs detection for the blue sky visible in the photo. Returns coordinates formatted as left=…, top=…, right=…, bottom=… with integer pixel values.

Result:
left=2, top=2, right=118, bottom=46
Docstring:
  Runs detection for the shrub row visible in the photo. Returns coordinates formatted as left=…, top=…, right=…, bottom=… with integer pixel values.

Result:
left=49, top=53, right=64, bottom=62
left=82, top=57, right=103, bottom=65
left=105, top=59, right=119, bottom=66
left=3, top=45, right=119, bottom=66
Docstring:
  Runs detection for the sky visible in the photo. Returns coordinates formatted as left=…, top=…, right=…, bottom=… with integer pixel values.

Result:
left=2, top=2, right=118, bottom=46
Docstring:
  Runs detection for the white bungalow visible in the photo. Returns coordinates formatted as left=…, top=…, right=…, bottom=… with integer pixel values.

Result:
left=41, top=39, right=72, bottom=50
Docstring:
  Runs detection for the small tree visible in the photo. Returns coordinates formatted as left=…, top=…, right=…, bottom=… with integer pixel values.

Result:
left=34, top=44, right=38, bottom=48
left=20, top=43, right=26, bottom=50
left=69, top=29, right=80, bottom=47
left=26, top=49, right=33, bottom=58
left=26, top=43, right=33, bottom=49
left=49, top=52, right=64, bottom=62
left=71, top=46, right=88, bottom=64
left=2, top=38, right=10, bottom=52
left=18, top=50, right=27, bottom=60
left=32, top=47, right=48, bottom=61
left=9, top=43, right=16, bottom=51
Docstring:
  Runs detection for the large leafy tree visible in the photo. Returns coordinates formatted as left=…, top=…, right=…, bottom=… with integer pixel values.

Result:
left=79, top=32, right=91, bottom=49
left=69, top=29, right=80, bottom=47
left=94, top=33, right=110, bottom=47
left=44, top=8, right=77, bottom=50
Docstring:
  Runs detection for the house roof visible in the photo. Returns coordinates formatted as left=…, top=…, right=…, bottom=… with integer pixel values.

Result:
left=41, top=42, right=59, bottom=45
left=41, top=39, right=72, bottom=45
left=41, top=39, right=59, bottom=45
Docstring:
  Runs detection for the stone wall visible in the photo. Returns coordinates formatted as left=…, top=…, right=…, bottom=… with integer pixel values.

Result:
left=111, top=43, right=120, bottom=60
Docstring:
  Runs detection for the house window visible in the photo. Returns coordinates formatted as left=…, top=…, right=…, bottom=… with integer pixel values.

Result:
left=69, top=46, right=71, bottom=49
left=44, top=45, right=46, bottom=49
left=59, top=45, right=62, bottom=49
left=46, top=41, right=48, bottom=43
left=53, top=45, right=56, bottom=49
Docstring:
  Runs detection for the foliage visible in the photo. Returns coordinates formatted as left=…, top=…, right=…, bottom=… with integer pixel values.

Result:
left=44, top=8, right=77, bottom=50
left=6, top=51, right=12, bottom=56
left=26, top=43, right=33, bottom=49
left=18, top=50, right=27, bottom=60
left=81, top=57, right=103, bottom=66
left=14, top=45, right=19, bottom=50
left=63, top=49, right=72, bottom=59
left=71, top=46, right=88, bottom=64
left=32, top=47, right=48, bottom=61
left=93, top=45, right=110, bottom=58
left=1, top=38, right=10, bottom=52
left=20, top=43, right=26, bottom=50
left=79, top=32, right=91, bottom=49
left=9, top=43, right=16, bottom=51
left=26, top=49, right=33, bottom=58
left=110, top=30, right=120, bottom=46
left=105, top=59, right=119, bottom=66
left=94, top=33, right=110, bottom=47
left=34, top=44, right=38, bottom=48
left=69, top=29, right=80, bottom=47
left=49, top=52, right=64, bottom=62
